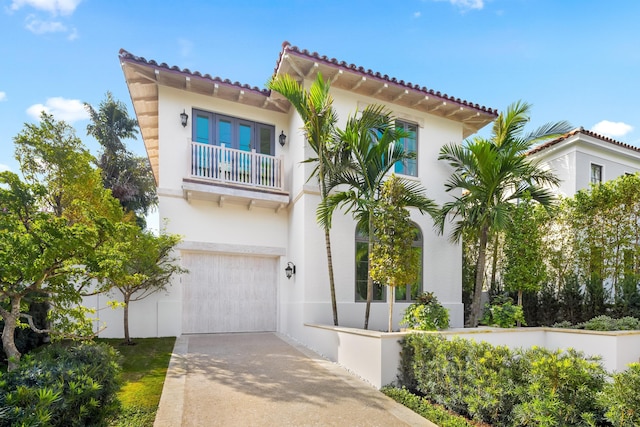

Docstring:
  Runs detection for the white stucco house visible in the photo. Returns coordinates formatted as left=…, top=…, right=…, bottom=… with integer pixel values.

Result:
left=529, top=127, right=640, bottom=196
left=85, top=42, right=498, bottom=343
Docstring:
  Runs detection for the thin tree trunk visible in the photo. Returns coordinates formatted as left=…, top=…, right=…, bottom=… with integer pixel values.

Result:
left=490, top=233, right=500, bottom=294
left=469, top=226, right=489, bottom=327
left=388, top=286, right=395, bottom=333
left=324, top=227, right=339, bottom=326
left=124, top=293, right=131, bottom=344
left=320, top=166, right=339, bottom=326
left=365, top=213, right=374, bottom=330
left=2, top=298, right=23, bottom=371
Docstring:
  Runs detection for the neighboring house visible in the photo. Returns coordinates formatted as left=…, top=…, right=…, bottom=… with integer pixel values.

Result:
left=85, top=42, right=497, bottom=340
left=528, top=127, right=640, bottom=197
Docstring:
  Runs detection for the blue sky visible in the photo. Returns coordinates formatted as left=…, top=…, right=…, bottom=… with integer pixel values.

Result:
left=1, top=0, right=639, bottom=175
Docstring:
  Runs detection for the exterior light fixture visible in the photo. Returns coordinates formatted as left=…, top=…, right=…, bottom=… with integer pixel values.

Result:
left=285, top=262, right=296, bottom=279
left=279, top=130, right=287, bottom=147
left=180, top=110, right=189, bottom=127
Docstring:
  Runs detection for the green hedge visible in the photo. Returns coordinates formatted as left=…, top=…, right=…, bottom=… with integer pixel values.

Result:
left=400, top=334, right=609, bottom=426
left=0, top=342, right=122, bottom=427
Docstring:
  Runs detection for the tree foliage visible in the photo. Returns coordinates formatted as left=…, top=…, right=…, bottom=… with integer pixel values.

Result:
left=370, top=175, right=422, bottom=332
left=93, top=224, right=185, bottom=344
left=502, top=194, right=548, bottom=307
left=438, top=100, right=571, bottom=326
left=85, top=92, right=157, bottom=223
left=324, top=105, right=438, bottom=329
left=1, top=114, right=125, bottom=371
left=267, top=73, right=340, bottom=326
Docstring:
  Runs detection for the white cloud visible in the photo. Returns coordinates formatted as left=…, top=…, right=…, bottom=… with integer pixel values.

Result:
left=25, top=15, right=67, bottom=34
left=432, top=0, right=484, bottom=11
left=0, top=92, right=6, bottom=101
left=27, top=97, right=89, bottom=123
left=413, top=11, right=422, bottom=18
left=11, top=0, right=82, bottom=16
left=0, top=164, right=11, bottom=173
left=592, top=120, right=634, bottom=138
left=67, top=27, right=77, bottom=40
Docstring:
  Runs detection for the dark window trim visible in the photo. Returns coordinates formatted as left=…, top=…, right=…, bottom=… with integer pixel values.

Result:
left=395, top=120, right=418, bottom=177
left=191, top=108, right=275, bottom=155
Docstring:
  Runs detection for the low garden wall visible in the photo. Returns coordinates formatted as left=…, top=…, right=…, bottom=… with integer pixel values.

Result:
left=303, top=324, right=640, bottom=388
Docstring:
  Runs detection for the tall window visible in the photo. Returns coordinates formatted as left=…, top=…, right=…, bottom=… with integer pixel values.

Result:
left=590, top=163, right=602, bottom=185
left=395, top=120, right=418, bottom=177
left=355, top=224, right=423, bottom=302
left=192, top=109, right=275, bottom=155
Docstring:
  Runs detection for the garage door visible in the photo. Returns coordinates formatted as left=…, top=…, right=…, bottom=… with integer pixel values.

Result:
left=181, top=253, right=278, bottom=333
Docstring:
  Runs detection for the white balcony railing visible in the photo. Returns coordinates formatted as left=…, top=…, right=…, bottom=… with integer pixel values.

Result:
left=189, top=141, right=284, bottom=191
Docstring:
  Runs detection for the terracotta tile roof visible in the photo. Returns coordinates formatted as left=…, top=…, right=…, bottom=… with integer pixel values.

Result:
left=528, top=127, right=640, bottom=155
left=275, top=41, right=497, bottom=116
left=118, top=48, right=271, bottom=97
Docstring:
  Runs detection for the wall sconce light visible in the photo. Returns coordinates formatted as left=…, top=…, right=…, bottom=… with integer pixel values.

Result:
left=285, top=262, right=296, bottom=279
left=180, top=110, right=189, bottom=127
left=279, top=130, right=287, bottom=147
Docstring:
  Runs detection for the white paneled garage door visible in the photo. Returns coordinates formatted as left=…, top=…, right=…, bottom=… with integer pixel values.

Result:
left=181, top=253, right=278, bottom=333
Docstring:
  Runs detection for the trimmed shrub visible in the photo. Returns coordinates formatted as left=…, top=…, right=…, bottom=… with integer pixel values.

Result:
left=400, top=333, right=608, bottom=426
left=554, top=315, right=640, bottom=331
left=401, top=292, right=450, bottom=331
left=0, top=341, right=122, bottom=427
left=598, top=363, right=640, bottom=426
left=382, top=386, right=475, bottom=427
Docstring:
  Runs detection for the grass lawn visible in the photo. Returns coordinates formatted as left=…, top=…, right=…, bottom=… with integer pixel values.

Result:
left=98, top=337, right=176, bottom=427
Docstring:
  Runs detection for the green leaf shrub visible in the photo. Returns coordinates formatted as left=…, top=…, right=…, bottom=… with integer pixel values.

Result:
left=480, top=295, right=526, bottom=328
left=0, top=342, right=122, bottom=427
left=401, top=333, right=608, bottom=426
left=552, top=315, right=640, bottom=331
left=400, top=292, right=450, bottom=331
left=598, top=363, right=640, bottom=426
left=381, top=386, right=475, bottom=427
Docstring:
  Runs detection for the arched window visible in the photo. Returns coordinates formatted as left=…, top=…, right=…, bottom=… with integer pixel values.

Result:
left=355, top=223, right=423, bottom=302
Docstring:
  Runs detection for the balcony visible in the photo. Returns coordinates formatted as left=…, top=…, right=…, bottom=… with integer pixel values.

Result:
left=183, top=141, right=289, bottom=211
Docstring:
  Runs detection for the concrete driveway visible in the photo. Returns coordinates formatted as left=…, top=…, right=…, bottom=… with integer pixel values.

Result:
left=154, top=332, right=434, bottom=426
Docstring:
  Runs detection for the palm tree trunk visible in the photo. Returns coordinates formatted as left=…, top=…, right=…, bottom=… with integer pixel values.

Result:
left=324, top=226, right=338, bottom=326
left=365, top=213, right=374, bottom=330
left=388, top=286, right=394, bottom=333
left=469, top=226, right=489, bottom=327
left=490, top=233, right=500, bottom=294
left=319, top=167, right=339, bottom=326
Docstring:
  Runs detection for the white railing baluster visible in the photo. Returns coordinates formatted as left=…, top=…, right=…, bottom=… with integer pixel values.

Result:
left=189, top=141, right=283, bottom=190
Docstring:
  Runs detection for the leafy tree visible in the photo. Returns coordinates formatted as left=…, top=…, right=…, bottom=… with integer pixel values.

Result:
left=370, top=175, right=422, bottom=332
left=437, top=100, right=571, bottom=327
left=267, top=73, right=340, bottom=325
left=85, top=92, right=157, bottom=224
left=94, top=224, right=185, bottom=344
left=0, top=114, right=124, bottom=371
left=503, top=194, right=548, bottom=312
left=323, top=105, right=438, bottom=329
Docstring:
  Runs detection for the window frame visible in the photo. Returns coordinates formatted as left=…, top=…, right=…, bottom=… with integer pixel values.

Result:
left=590, top=163, right=603, bottom=185
left=395, top=120, right=418, bottom=177
left=192, top=108, right=275, bottom=155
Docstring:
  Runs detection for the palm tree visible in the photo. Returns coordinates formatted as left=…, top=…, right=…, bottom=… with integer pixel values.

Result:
left=267, top=73, right=340, bottom=326
left=321, top=105, right=438, bottom=329
left=437, top=100, right=572, bottom=327
left=85, top=92, right=157, bottom=224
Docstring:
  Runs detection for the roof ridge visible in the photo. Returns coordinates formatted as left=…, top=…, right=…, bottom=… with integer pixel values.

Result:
left=528, top=127, right=640, bottom=155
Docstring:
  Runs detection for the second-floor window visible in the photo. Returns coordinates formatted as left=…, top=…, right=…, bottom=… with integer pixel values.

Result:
left=591, top=163, right=602, bottom=185
left=193, top=109, right=275, bottom=155
left=395, top=120, right=418, bottom=177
